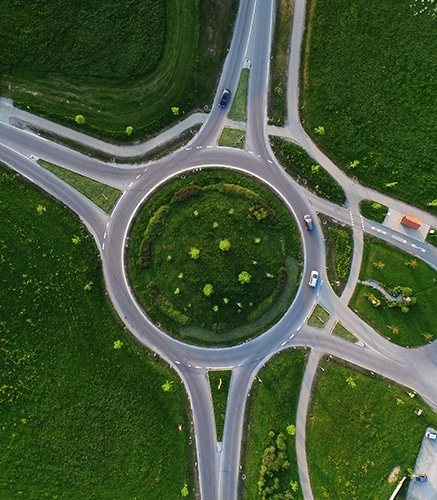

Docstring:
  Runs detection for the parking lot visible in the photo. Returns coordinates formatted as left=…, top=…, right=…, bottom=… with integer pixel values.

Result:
left=407, top=428, right=437, bottom=499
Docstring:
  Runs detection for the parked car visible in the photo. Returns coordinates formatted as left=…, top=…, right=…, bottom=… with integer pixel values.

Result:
left=426, top=430, right=437, bottom=440
left=412, top=474, right=427, bottom=482
left=219, top=88, right=231, bottom=108
left=308, top=270, right=319, bottom=288
left=304, top=214, right=314, bottom=230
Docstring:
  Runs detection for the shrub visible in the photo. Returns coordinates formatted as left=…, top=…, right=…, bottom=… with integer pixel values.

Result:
left=146, top=282, right=189, bottom=324
left=138, top=237, right=152, bottom=267
left=173, top=185, right=202, bottom=202
left=144, top=205, right=169, bottom=239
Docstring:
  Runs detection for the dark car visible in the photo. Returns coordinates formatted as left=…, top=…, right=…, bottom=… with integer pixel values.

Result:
left=219, top=88, right=231, bottom=108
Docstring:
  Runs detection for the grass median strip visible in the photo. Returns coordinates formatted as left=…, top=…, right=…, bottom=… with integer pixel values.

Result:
left=208, top=370, right=232, bottom=442
left=228, top=68, right=249, bottom=122
left=218, top=127, right=246, bottom=148
left=242, top=349, right=307, bottom=499
left=307, top=303, right=330, bottom=329
left=38, top=159, right=121, bottom=213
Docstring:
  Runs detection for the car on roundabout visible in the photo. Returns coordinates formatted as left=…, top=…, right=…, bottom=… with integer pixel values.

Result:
left=308, top=270, right=319, bottom=288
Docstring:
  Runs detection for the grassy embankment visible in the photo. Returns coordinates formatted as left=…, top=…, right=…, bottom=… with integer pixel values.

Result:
left=242, top=349, right=307, bottom=500
left=1, top=0, right=238, bottom=143
left=301, top=0, right=437, bottom=213
left=128, top=169, right=302, bottom=345
left=0, top=166, right=194, bottom=498
left=349, top=238, right=437, bottom=347
left=307, top=359, right=437, bottom=498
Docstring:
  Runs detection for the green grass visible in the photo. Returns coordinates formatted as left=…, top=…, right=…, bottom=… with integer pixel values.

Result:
left=331, top=321, right=359, bottom=343
left=218, top=127, right=246, bottom=149
left=241, top=349, right=307, bottom=499
left=270, top=137, right=346, bottom=205
left=2, top=0, right=238, bottom=142
left=208, top=370, right=232, bottom=442
left=38, top=159, right=122, bottom=214
left=301, top=0, right=437, bottom=214
left=268, top=0, right=294, bottom=126
left=307, top=359, right=437, bottom=499
left=228, top=68, right=249, bottom=122
left=128, top=169, right=302, bottom=345
left=426, top=228, right=437, bottom=246
left=0, top=165, right=194, bottom=498
left=307, top=304, right=330, bottom=328
left=321, top=217, right=353, bottom=296
left=360, top=200, right=389, bottom=224
left=349, top=238, right=437, bottom=346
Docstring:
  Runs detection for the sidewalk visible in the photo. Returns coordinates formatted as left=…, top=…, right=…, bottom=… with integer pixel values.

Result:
left=0, top=97, right=207, bottom=158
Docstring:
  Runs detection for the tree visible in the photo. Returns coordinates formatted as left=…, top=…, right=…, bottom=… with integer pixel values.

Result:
left=75, top=114, right=85, bottom=125
left=286, top=424, right=296, bottom=436
left=181, top=483, right=189, bottom=497
left=113, top=340, right=123, bottom=349
left=346, top=376, right=356, bottom=388
left=372, top=261, right=385, bottom=269
left=203, top=284, right=214, bottom=297
left=219, top=239, right=231, bottom=251
left=72, top=235, right=80, bottom=244
left=162, top=380, right=173, bottom=392
left=238, top=271, right=251, bottom=284
left=189, top=247, right=200, bottom=259
left=171, top=106, right=179, bottom=116
left=314, top=125, right=325, bottom=135
left=125, top=125, right=133, bottom=136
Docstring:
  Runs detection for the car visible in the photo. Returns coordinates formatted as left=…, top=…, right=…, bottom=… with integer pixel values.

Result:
left=426, top=430, right=437, bottom=440
left=308, top=270, right=319, bottom=288
left=412, top=474, right=427, bottom=482
left=304, top=214, right=314, bottom=230
left=219, top=88, right=231, bottom=108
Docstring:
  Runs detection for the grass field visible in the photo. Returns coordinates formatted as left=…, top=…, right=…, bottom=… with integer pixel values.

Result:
left=241, top=349, right=307, bottom=499
left=307, top=359, right=437, bottom=499
left=208, top=370, right=232, bottom=442
left=1, top=0, right=238, bottom=142
left=0, top=165, right=194, bottom=498
left=349, top=238, right=437, bottom=347
left=301, top=0, right=437, bottom=213
left=38, top=159, right=121, bottom=214
left=128, top=169, right=302, bottom=345
left=271, top=137, right=346, bottom=205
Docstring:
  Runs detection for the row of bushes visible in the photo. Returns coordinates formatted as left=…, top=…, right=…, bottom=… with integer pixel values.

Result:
left=257, top=431, right=293, bottom=500
left=270, top=137, right=346, bottom=205
left=146, top=281, right=189, bottom=325
left=138, top=237, right=152, bottom=268
left=248, top=267, right=288, bottom=322
left=173, top=185, right=203, bottom=203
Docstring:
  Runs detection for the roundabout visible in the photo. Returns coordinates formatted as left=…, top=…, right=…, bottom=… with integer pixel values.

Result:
left=127, top=168, right=302, bottom=345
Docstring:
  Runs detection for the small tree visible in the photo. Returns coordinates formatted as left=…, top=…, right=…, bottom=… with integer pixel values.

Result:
left=189, top=247, right=200, bottom=259
left=171, top=106, right=180, bottom=116
left=125, top=125, right=133, bottom=136
left=219, top=239, right=231, bottom=251
left=314, top=125, right=325, bottom=135
left=113, top=340, right=123, bottom=349
left=203, top=284, right=214, bottom=297
left=346, top=376, right=356, bottom=388
left=372, top=261, right=385, bottom=270
left=181, top=483, right=189, bottom=497
left=162, top=380, right=173, bottom=392
left=238, top=271, right=251, bottom=284
left=75, top=114, right=85, bottom=125
left=286, top=424, right=296, bottom=436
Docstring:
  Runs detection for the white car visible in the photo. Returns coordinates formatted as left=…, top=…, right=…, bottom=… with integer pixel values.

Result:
left=308, top=270, right=319, bottom=288
left=304, top=214, right=314, bottom=230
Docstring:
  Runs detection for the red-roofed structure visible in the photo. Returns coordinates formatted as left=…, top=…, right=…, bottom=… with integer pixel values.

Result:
left=401, top=215, right=421, bottom=230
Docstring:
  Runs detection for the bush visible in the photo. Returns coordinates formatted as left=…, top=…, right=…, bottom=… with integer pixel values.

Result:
left=144, top=205, right=169, bottom=239
left=138, top=237, right=152, bottom=267
left=173, top=185, right=202, bottom=202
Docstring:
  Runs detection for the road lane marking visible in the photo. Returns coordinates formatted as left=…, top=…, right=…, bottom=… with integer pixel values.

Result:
left=103, top=232, right=107, bottom=239
left=281, top=341, right=287, bottom=346
left=267, top=159, right=273, bottom=164
left=206, top=145, right=213, bottom=149
left=196, top=146, right=202, bottom=149
left=411, top=244, right=426, bottom=253
left=349, top=211, right=354, bottom=227
left=290, top=333, right=295, bottom=339
left=102, top=243, right=105, bottom=250
left=392, top=235, right=407, bottom=243
left=136, top=174, right=141, bottom=179
left=186, top=147, right=192, bottom=151
left=128, top=182, right=133, bottom=188
left=106, top=222, right=109, bottom=228
left=175, top=361, right=181, bottom=365
left=371, top=226, right=387, bottom=235
left=248, top=151, right=254, bottom=155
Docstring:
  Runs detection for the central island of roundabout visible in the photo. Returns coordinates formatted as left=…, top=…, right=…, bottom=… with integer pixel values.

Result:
left=127, top=168, right=303, bottom=346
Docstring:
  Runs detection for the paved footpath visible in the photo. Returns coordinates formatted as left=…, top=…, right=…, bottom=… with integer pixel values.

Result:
left=296, top=349, right=321, bottom=500
left=0, top=97, right=207, bottom=158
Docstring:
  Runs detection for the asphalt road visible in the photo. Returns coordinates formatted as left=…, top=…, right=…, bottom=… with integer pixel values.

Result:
left=1, top=0, right=437, bottom=498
